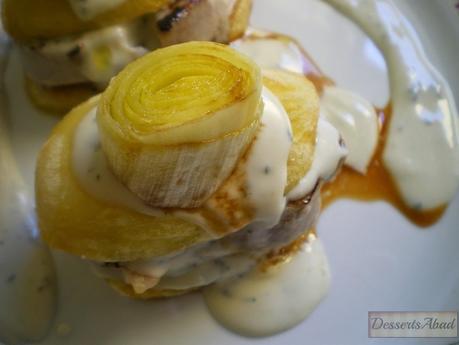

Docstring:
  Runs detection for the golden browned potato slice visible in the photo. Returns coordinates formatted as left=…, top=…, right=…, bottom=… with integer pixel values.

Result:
left=25, top=78, right=97, bottom=115
left=263, top=69, right=319, bottom=193
left=36, top=96, right=210, bottom=262
left=2, top=0, right=170, bottom=42
left=35, top=71, right=318, bottom=262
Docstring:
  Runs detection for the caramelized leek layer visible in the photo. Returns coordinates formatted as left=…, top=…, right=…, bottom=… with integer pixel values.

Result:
left=98, top=42, right=262, bottom=208
left=2, top=0, right=169, bottom=41
left=263, top=70, right=319, bottom=193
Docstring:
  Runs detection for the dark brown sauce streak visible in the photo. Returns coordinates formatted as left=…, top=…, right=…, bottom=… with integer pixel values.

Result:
left=240, top=30, right=447, bottom=227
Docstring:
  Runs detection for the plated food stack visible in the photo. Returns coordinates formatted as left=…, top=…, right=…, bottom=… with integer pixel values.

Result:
left=35, top=41, right=344, bottom=298
left=2, top=0, right=252, bottom=112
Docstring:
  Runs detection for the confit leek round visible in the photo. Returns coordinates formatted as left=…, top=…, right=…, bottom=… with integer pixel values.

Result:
left=97, top=42, right=262, bottom=208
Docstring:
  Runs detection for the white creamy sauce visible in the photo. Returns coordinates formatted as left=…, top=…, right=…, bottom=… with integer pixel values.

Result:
left=73, top=108, right=165, bottom=218
left=288, top=118, right=347, bottom=201
left=325, top=0, right=459, bottom=210
left=204, top=234, right=330, bottom=337
left=78, top=24, right=148, bottom=87
left=67, top=0, right=127, bottom=20
left=0, top=90, right=56, bottom=343
left=231, top=36, right=305, bottom=74
left=321, top=86, right=378, bottom=173
left=21, top=22, right=151, bottom=88
left=246, top=87, right=292, bottom=228
left=73, top=23, right=148, bottom=86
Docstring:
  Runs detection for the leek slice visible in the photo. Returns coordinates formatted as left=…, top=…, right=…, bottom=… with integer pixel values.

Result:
left=97, top=42, right=262, bottom=207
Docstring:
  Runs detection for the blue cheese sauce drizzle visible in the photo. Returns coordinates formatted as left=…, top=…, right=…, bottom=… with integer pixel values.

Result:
left=245, top=87, right=292, bottom=228
left=203, top=233, right=330, bottom=337
left=324, top=0, right=459, bottom=211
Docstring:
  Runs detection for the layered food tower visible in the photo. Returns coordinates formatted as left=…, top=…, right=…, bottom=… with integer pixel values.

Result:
left=35, top=41, right=346, bottom=298
left=2, top=0, right=252, bottom=112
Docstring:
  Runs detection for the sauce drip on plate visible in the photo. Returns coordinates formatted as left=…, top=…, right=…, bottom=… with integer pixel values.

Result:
left=204, top=233, right=330, bottom=337
left=322, top=104, right=446, bottom=227
left=233, top=29, right=449, bottom=227
left=324, top=0, right=459, bottom=212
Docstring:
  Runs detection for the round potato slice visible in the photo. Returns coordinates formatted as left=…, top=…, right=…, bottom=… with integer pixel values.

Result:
left=2, top=0, right=170, bottom=41
left=36, top=96, right=210, bottom=262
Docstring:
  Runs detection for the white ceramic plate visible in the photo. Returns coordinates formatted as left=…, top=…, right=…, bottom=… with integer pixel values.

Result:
left=1, top=0, right=459, bottom=344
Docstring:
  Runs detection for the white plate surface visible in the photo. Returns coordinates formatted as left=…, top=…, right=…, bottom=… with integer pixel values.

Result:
left=2, top=0, right=459, bottom=344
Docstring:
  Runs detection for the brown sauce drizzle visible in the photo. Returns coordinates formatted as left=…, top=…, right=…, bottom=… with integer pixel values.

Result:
left=239, top=30, right=447, bottom=227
